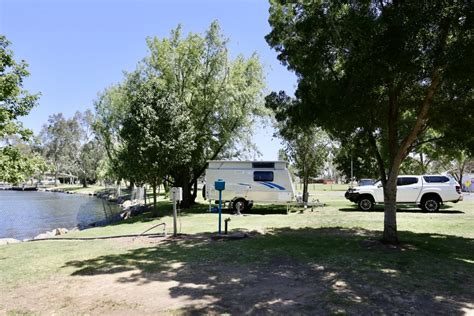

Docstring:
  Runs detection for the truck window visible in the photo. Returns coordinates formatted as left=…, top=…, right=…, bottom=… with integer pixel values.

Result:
left=397, top=177, right=418, bottom=186
left=423, top=176, right=450, bottom=183
left=252, top=162, right=275, bottom=169
left=254, top=171, right=274, bottom=182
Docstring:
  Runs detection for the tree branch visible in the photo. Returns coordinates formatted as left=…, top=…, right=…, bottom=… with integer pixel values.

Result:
left=191, top=117, right=241, bottom=185
left=409, top=136, right=445, bottom=151
left=396, top=18, right=450, bottom=162
left=367, top=130, right=387, bottom=185
left=387, top=85, right=400, bottom=162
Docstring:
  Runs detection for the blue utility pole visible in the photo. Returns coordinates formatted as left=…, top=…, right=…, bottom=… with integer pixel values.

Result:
left=214, top=179, right=226, bottom=235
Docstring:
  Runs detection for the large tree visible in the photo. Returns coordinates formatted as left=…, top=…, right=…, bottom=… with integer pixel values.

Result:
left=119, top=74, right=196, bottom=214
left=40, top=113, right=82, bottom=184
left=0, top=35, right=40, bottom=184
left=40, top=111, right=105, bottom=187
left=95, top=22, right=266, bottom=207
left=74, top=110, right=105, bottom=187
left=146, top=22, right=265, bottom=207
left=266, top=0, right=473, bottom=243
left=94, top=85, right=130, bottom=183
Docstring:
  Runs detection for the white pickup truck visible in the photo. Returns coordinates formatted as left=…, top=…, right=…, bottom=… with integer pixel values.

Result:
left=345, top=175, right=463, bottom=212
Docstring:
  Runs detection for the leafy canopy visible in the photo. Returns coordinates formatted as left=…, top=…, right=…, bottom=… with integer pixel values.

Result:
left=266, top=0, right=473, bottom=163
left=266, top=91, right=330, bottom=183
left=0, top=35, right=40, bottom=183
left=143, top=22, right=266, bottom=181
left=95, top=21, right=266, bottom=206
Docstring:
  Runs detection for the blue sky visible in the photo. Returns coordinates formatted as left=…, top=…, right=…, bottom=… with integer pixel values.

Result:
left=0, top=0, right=296, bottom=159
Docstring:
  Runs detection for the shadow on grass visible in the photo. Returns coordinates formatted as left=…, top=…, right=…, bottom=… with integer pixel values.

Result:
left=64, top=227, right=473, bottom=314
left=339, top=206, right=465, bottom=214
left=247, top=204, right=288, bottom=215
left=111, top=202, right=290, bottom=228
left=182, top=201, right=292, bottom=216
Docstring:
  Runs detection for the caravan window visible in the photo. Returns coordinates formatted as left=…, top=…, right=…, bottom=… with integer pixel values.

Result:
left=254, top=171, right=274, bottom=182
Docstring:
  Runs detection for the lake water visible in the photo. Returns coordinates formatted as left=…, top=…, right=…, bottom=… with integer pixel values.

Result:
left=0, top=191, right=121, bottom=240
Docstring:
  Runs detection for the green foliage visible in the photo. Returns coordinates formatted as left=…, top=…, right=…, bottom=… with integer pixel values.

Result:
left=144, top=23, right=265, bottom=191
left=266, top=91, right=331, bottom=200
left=0, top=35, right=40, bottom=183
left=95, top=22, right=266, bottom=206
left=74, top=110, right=105, bottom=186
left=334, top=134, right=379, bottom=181
left=0, top=146, right=47, bottom=184
left=76, top=139, right=104, bottom=186
left=94, top=85, right=129, bottom=181
left=266, top=0, right=473, bottom=156
left=40, top=113, right=82, bottom=178
left=118, top=74, right=197, bottom=211
left=266, top=0, right=473, bottom=243
left=40, top=111, right=105, bottom=186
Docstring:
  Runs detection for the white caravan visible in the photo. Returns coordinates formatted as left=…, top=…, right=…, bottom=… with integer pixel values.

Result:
left=205, top=160, right=295, bottom=213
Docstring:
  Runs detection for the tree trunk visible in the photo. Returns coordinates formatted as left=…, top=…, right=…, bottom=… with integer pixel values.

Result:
left=82, top=178, right=87, bottom=188
left=163, top=179, right=169, bottom=195
left=152, top=184, right=158, bottom=217
left=179, top=179, right=194, bottom=208
left=54, top=167, right=59, bottom=187
left=458, top=158, right=467, bottom=186
left=419, top=153, right=425, bottom=174
left=302, top=174, right=309, bottom=204
left=192, top=178, right=198, bottom=201
left=382, top=172, right=399, bottom=244
left=144, top=185, right=147, bottom=205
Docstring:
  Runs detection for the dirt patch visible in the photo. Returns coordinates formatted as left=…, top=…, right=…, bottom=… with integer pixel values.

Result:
left=1, top=270, right=207, bottom=315
left=3, top=260, right=472, bottom=315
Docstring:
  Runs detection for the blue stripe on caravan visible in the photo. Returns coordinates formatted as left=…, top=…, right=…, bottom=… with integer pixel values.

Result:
left=268, top=182, right=286, bottom=190
left=260, top=183, right=275, bottom=189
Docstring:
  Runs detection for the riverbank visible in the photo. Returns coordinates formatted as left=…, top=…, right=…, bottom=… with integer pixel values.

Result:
left=1, top=190, right=473, bottom=314
left=0, top=186, right=150, bottom=242
left=0, top=227, right=75, bottom=245
left=0, top=190, right=124, bottom=241
left=39, top=184, right=105, bottom=195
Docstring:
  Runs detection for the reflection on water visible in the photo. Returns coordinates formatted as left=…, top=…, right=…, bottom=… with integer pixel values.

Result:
left=0, top=191, right=121, bottom=240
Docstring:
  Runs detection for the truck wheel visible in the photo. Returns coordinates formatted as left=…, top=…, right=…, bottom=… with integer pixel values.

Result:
left=421, top=196, right=441, bottom=212
left=357, top=196, right=374, bottom=211
left=232, top=198, right=247, bottom=215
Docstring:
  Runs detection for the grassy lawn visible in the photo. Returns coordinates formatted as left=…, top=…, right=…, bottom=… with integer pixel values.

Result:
left=1, top=187, right=473, bottom=314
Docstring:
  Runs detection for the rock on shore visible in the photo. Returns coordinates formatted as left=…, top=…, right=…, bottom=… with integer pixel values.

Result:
left=34, top=228, right=70, bottom=240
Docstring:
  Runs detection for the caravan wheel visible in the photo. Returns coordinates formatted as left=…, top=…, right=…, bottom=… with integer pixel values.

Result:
left=232, top=198, right=247, bottom=215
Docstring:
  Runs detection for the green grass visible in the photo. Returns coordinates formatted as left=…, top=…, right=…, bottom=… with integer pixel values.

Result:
left=45, top=184, right=105, bottom=195
left=1, top=188, right=473, bottom=314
